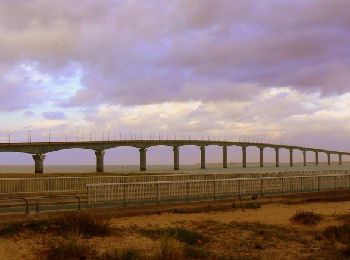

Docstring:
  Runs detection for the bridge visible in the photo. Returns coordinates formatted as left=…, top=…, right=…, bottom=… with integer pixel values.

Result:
left=0, top=140, right=349, bottom=174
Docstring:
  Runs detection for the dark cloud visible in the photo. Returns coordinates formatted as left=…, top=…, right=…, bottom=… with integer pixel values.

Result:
left=0, top=0, right=349, bottom=109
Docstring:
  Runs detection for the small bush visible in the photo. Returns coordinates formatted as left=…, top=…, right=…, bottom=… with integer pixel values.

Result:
left=243, top=202, right=261, bottom=209
left=0, top=223, right=23, bottom=236
left=290, top=211, right=322, bottom=225
left=98, top=248, right=142, bottom=260
left=53, top=212, right=112, bottom=237
left=157, top=237, right=184, bottom=260
left=324, top=224, right=350, bottom=244
left=138, top=226, right=204, bottom=245
left=25, top=220, right=50, bottom=232
left=41, top=238, right=95, bottom=260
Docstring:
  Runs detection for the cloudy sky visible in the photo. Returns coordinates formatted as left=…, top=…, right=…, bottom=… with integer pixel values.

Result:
left=0, top=0, right=350, bottom=165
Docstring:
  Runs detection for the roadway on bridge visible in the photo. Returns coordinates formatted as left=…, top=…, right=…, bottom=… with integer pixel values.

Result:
left=0, top=162, right=348, bottom=176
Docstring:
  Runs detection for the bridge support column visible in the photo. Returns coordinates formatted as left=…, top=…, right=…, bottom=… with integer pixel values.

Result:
left=303, top=150, right=307, bottom=167
left=33, top=154, right=46, bottom=174
left=289, top=149, right=293, bottom=167
left=95, top=150, right=105, bottom=172
left=315, top=152, right=319, bottom=166
left=200, top=146, right=206, bottom=169
left=260, top=147, right=264, bottom=167
left=339, top=154, right=343, bottom=165
left=275, top=148, right=280, bottom=167
left=173, top=147, right=180, bottom=170
left=327, top=153, right=331, bottom=166
left=223, top=146, right=227, bottom=168
left=139, top=148, right=147, bottom=171
left=242, top=146, right=247, bottom=168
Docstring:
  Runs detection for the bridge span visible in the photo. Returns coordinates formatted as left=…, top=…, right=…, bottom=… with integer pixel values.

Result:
left=0, top=140, right=349, bottom=174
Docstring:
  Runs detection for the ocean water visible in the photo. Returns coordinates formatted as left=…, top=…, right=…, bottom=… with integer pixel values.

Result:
left=0, top=162, right=349, bottom=175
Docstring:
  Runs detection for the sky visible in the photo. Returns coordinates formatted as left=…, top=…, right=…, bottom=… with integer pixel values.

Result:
left=0, top=0, right=350, bottom=165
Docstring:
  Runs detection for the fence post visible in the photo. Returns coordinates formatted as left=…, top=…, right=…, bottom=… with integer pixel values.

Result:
left=123, top=183, right=127, bottom=207
left=260, top=178, right=264, bottom=196
left=300, top=177, right=303, bottom=192
left=156, top=182, right=160, bottom=205
left=186, top=182, right=190, bottom=203
left=318, top=176, right=320, bottom=192
left=213, top=180, right=216, bottom=200
left=238, top=179, right=242, bottom=198
left=281, top=178, right=284, bottom=194
left=334, top=176, right=337, bottom=190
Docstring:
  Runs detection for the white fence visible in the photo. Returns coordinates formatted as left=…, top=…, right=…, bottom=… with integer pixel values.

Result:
left=87, top=174, right=350, bottom=206
left=0, top=170, right=348, bottom=194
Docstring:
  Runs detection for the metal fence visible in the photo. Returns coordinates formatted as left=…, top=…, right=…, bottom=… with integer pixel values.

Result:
left=0, top=170, right=348, bottom=194
left=87, top=174, right=350, bottom=206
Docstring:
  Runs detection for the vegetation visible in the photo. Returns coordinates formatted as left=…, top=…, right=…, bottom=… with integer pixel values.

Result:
left=52, top=212, right=112, bottom=237
left=97, top=248, right=142, bottom=260
left=41, top=238, right=95, bottom=260
left=290, top=210, right=323, bottom=225
left=324, top=224, right=350, bottom=244
left=0, top=212, right=113, bottom=238
left=137, top=225, right=205, bottom=245
left=1, top=203, right=350, bottom=259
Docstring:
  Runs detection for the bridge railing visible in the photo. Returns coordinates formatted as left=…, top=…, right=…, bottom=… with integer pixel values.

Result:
left=87, top=174, right=350, bottom=206
left=0, top=170, right=349, bottom=194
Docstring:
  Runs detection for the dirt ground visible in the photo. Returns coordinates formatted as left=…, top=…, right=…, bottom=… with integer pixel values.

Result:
left=0, top=198, right=349, bottom=259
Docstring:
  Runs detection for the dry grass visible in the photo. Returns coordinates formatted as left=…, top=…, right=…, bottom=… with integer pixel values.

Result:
left=136, top=225, right=206, bottom=245
left=290, top=210, right=323, bottom=225
left=0, top=212, right=113, bottom=238
left=0, top=200, right=350, bottom=259
left=40, top=238, right=95, bottom=260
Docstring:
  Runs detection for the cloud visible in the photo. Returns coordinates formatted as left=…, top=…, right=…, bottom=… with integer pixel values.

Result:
left=0, top=0, right=349, bottom=109
left=42, top=111, right=66, bottom=120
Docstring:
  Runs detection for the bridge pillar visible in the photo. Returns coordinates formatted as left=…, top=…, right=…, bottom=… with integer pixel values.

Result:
left=315, top=152, right=319, bottom=166
left=242, top=146, right=247, bottom=168
left=275, top=148, right=280, bottom=167
left=259, top=147, right=264, bottom=167
left=289, top=149, right=293, bottom=167
left=223, top=146, right=227, bottom=168
left=327, top=153, right=331, bottom=166
left=139, top=148, right=147, bottom=171
left=200, top=146, right=206, bottom=169
left=303, top=150, right=307, bottom=166
left=95, top=150, right=105, bottom=172
left=339, top=154, right=343, bottom=165
left=173, top=147, right=180, bottom=170
left=33, top=154, right=46, bottom=174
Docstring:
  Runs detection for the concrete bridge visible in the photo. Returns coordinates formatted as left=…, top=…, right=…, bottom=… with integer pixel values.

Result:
left=0, top=140, right=349, bottom=174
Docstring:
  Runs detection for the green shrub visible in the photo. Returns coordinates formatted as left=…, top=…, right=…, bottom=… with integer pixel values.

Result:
left=324, top=224, right=350, bottom=244
left=157, top=237, right=184, bottom=260
left=53, top=212, right=112, bottom=237
left=243, top=202, right=261, bottom=209
left=41, top=238, right=95, bottom=260
left=98, top=248, right=142, bottom=260
left=290, top=211, right=322, bottom=225
left=0, top=223, right=23, bottom=236
left=138, top=226, right=204, bottom=245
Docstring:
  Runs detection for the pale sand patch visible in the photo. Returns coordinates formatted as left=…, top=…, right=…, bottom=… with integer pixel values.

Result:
left=111, top=201, right=350, bottom=228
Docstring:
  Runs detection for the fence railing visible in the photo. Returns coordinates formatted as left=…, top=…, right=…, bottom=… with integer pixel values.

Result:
left=87, top=174, right=350, bottom=206
left=0, top=170, right=348, bottom=194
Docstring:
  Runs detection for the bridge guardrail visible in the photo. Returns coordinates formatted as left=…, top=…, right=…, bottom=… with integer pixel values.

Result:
left=0, top=170, right=348, bottom=194
left=35, top=194, right=82, bottom=212
left=0, top=197, right=29, bottom=214
left=86, top=174, right=350, bottom=206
